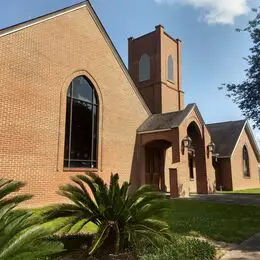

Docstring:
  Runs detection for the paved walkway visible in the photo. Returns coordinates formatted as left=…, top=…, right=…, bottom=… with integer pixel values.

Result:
left=221, top=233, right=260, bottom=259
left=187, top=193, right=260, bottom=206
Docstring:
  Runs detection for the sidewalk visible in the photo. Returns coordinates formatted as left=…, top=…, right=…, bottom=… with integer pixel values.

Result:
left=221, top=233, right=260, bottom=259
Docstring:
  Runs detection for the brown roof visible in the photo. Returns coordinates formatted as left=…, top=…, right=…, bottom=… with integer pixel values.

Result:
left=206, top=120, right=246, bottom=157
left=137, top=103, right=199, bottom=133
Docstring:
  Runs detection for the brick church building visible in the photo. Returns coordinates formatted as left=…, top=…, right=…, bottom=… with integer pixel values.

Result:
left=0, top=1, right=259, bottom=206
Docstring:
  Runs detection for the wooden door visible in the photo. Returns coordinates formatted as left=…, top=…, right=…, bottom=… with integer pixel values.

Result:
left=146, top=148, right=164, bottom=189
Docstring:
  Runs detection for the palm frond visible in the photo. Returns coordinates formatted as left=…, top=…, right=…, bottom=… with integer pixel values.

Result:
left=48, top=172, right=174, bottom=255
left=89, top=224, right=110, bottom=255
left=0, top=180, right=26, bottom=201
left=0, top=178, right=64, bottom=260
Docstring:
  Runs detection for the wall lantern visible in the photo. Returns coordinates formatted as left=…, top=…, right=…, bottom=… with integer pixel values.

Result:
left=182, top=135, right=192, bottom=154
left=212, top=153, right=220, bottom=162
left=207, top=141, right=216, bottom=157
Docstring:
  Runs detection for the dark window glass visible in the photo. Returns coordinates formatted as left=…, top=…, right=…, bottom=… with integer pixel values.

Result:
left=189, top=156, right=194, bottom=179
left=64, top=76, right=98, bottom=168
left=168, top=55, right=174, bottom=81
left=139, top=53, right=150, bottom=82
left=243, top=146, right=250, bottom=177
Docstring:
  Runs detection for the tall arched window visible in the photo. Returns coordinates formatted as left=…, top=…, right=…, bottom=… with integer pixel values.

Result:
left=139, top=53, right=150, bottom=82
left=167, top=55, right=174, bottom=81
left=243, top=146, right=250, bottom=177
left=64, top=76, right=98, bottom=169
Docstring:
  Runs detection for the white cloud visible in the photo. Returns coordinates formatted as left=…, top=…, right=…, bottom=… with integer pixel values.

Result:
left=155, top=0, right=249, bottom=24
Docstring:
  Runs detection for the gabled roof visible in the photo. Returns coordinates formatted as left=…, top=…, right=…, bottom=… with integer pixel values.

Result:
left=207, top=120, right=260, bottom=161
left=0, top=0, right=151, bottom=115
left=137, top=103, right=203, bottom=133
left=207, top=120, right=246, bottom=157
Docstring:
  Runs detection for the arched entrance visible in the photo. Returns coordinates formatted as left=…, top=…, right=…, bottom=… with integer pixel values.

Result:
left=187, top=122, right=207, bottom=194
left=145, top=140, right=172, bottom=191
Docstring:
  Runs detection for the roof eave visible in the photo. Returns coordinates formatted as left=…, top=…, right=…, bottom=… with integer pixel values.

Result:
left=86, top=1, right=151, bottom=115
left=0, top=0, right=151, bottom=116
left=137, top=128, right=172, bottom=135
left=0, top=1, right=87, bottom=37
left=229, top=120, right=247, bottom=159
left=245, top=122, right=260, bottom=162
left=229, top=120, right=260, bottom=162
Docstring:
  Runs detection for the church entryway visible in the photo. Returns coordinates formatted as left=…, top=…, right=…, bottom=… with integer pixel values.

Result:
left=145, top=140, right=171, bottom=191
left=187, top=122, right=208, bottom=194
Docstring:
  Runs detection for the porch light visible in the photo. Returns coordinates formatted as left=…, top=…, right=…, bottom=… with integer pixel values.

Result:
left=182, top=135, right=192, bottom=154
left=207, top=141, right=216, bottom=154
left=212, top=153, right=219, bottom=162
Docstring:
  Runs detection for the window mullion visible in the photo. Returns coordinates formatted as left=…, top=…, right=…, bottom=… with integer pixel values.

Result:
left=68, top=83, right=74, bottom=168
left=91, top=90, right=95, bottom=168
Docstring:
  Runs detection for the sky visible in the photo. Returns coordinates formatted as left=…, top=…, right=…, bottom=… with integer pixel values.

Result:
left=0, top=0, right=259, bottom=143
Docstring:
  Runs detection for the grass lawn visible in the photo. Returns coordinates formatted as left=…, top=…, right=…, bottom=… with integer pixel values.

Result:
left=33, top=199, right=260, bottom=259
left=165, top=199, right=260, bottom=243
left=37, top=200, right=260, bottom=245
left=219, top=188, right=260, bottom=195
left=41, top=200, right=260, bottom=244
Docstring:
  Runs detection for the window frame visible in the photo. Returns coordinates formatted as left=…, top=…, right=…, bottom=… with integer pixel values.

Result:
left=242, top=145, right=250, bottom=178
left=167, top=55, right=174, bottom=82
left=139, top=53, right=151, bottom=82
left=63, top=76, right=99, bottom=170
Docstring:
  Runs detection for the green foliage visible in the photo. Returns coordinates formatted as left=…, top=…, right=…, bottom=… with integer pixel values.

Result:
left=138, top=236, right=216, bottom=260
left=0, top=178, right=64, bottom=260
left=45, top=172, right=173, bottom=255
left=222, top=8, right=260, bottom=128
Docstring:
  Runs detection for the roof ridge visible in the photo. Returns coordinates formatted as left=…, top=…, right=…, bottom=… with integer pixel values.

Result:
left=148, top=103, right=195, bottom=117
left=152, top=109, right=184, bottom=116
left=207, top=119, right=246, bottom=126
left=0, top=1, right=87, bottom=35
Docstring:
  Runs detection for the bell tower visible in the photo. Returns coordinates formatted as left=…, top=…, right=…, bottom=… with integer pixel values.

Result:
left=128, top=25, right=184, bottom=114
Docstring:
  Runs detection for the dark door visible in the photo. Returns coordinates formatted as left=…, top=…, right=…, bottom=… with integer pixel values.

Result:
left=145, top=148, right=164, bottom=190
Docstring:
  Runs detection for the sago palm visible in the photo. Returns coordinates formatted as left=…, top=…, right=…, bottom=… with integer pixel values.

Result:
left=45, top=172, right=173, bottom=255
left=0, top=178, right=64, bottom=260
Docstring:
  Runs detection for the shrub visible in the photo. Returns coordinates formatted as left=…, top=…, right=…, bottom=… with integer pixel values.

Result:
left=45, top=172, right=173, bottom=255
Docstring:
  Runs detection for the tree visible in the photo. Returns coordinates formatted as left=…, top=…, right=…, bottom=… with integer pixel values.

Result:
left=0, top=179, right=64, bottom=260
left=45, top=172, right=173, bottom=255
left=222, top=9, right=260, bottom=128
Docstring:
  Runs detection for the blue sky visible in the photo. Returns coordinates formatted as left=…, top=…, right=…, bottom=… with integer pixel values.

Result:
left=0, top=0, right=259, bottom=141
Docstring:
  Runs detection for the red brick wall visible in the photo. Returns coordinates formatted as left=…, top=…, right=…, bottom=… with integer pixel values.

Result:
left=128, top=25, right=184, bottom=114
left=230, top=128, right=260, bottom=190
left=0, top=5, right=148, bottom=207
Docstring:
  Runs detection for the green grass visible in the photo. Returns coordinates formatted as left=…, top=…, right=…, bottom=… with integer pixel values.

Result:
left=165, top=200, right=260, bottom=243
left=35, top=200, right=260, bottom=244
left=33, top=199, right=260, bottom=244
left=219, top=188, right=260, bottom=195
left=138, top=236, right=216, bottom=260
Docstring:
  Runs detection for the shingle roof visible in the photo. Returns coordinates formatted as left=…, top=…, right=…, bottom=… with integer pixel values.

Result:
left=206, top=120, right=246, bottom=157
left=137, top=103, right=196, bottom=133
